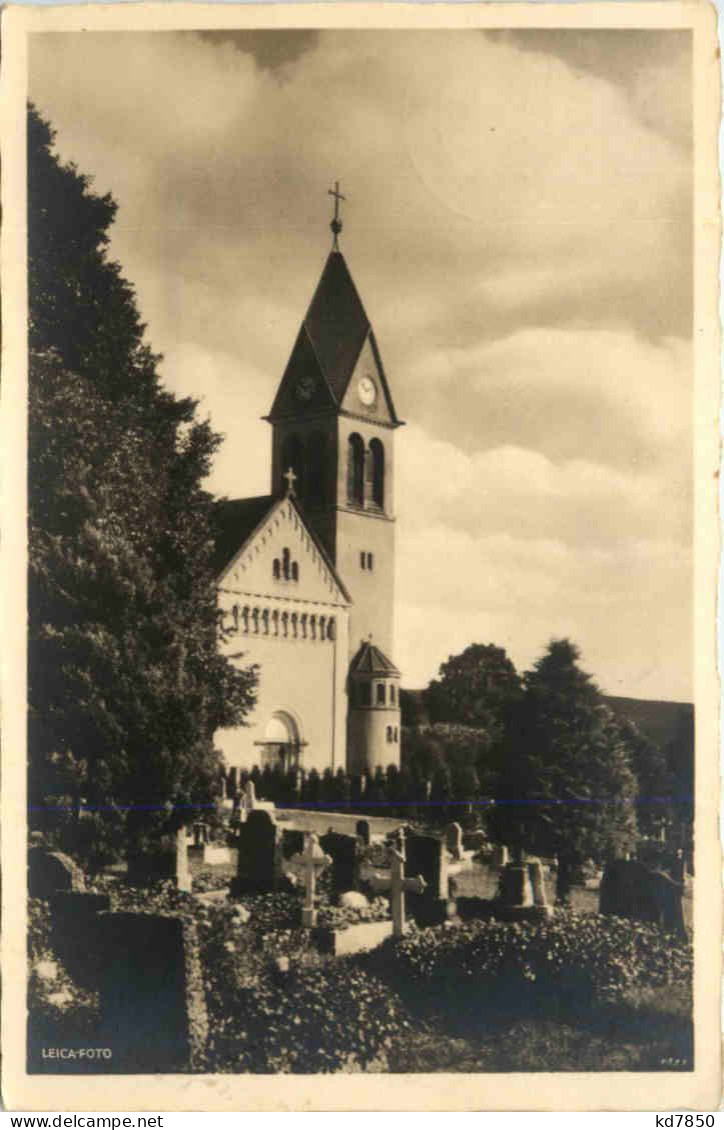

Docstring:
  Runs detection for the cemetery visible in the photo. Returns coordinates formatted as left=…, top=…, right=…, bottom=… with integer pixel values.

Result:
left=28, top=779, right=693, bottom=1076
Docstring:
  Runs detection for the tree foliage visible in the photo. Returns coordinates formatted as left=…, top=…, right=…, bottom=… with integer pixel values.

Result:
left=495, top=640, right=638, bottom=899
left=27, top=105, right=257, bottom=856
left=425, top=643, right=523, bottom=731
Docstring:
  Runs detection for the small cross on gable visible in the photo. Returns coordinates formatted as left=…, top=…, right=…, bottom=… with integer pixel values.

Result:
left=283, top=466, right=297, bottom=496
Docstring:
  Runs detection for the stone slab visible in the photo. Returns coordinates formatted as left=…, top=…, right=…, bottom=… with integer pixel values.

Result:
left=274, top=807, right=401, bottom=841
left=314, top=919, right=393, bottom=956
left=194, top=889, right=229, bottom=906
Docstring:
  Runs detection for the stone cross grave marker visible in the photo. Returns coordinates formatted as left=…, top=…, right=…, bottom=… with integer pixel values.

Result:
left=287, top=832, right=332, bottom=927
left=446, top=822, right=464, bottom=861
left=367, top=835, right=426, bottom=937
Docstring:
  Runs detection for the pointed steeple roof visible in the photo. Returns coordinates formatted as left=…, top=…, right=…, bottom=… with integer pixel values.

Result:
left=268, top=250, right=400, bottom=424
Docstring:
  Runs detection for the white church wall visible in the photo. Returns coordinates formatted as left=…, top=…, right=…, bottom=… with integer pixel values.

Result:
left=220, top=496, right=346, bottom=609
left=215, top=592, right=349, bottom=776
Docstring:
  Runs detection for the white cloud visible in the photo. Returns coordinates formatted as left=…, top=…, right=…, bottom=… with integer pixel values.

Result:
left=29, top=28, right=693, bottom=702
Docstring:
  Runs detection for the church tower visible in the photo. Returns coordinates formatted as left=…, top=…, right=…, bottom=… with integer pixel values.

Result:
left=266, top=186, right=403, bottom=665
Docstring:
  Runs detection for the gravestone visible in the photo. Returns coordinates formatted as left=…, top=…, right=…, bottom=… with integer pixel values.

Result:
left=463, top=830, right=487, bottom=853
left=192, top=822, right=209, bottom=847
left=526, top=857, right=552, bottom=916
left=28, top=848, right=85, bottom=899
left=125, top=829, right=191, bottom=891
left=599, top=860, right=686, bottom=937
left=231, top=809, right=283, bottom=894
left=176, top=826, right=192, bottom=893
left=48, top=892, right=111, bottom=984
left=406, top=832, right=448, bottom=899
left=446, top=822, right=464, bottom=861
left=282, top=828, right=305, bottom=860
left=320, top=831, right=361, bottom=897
left=96, top=912, right=207, bottom=1072
left=499, top=862, right=534, bottom=909
left=405, top=832, right=455, bottom=925
left=356, top=819, right=371, bottom=846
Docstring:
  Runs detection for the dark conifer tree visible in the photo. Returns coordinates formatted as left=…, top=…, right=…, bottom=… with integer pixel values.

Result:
left=497, top=639, right=638, bottom=901
left=27, top=105, right=257, bottom=856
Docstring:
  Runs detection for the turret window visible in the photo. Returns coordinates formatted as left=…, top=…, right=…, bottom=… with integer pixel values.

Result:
left=376, top=683, right=386, bottom=705
left=390, top=685, right=396, bottom=705
left=359, top=682, right=372, bottom=707
left=360, top=552, right=374, bottom=571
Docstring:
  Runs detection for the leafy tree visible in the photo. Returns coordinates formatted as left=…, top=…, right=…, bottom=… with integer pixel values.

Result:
left=28, top=105, right=257, bottom=858
left=496, top=640, right=638, bottom=901
left=425, top=643, right=523, bottom=731
left=614, top=716, right=673, bottom=842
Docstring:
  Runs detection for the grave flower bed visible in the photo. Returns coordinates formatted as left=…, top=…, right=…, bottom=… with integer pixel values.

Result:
left=389, top=910, right=692, bottom=1006
left=27, top=897, right=101, bottom=1059
left=205, top=954, right=413, bottom=1073
left=316, top=896, right=390, bottom=931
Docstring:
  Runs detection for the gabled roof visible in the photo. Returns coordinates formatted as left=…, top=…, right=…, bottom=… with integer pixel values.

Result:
left=349, top=640, right=400, bottom=677
left=268, top=250, right=401, bottom=423
left=213, top=490, right=352, bottom=604
left=211, top=495, right=273, bottom=576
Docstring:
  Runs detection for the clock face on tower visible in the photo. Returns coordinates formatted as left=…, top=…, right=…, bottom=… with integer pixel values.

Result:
left=357, top=376, right=377, bottom=408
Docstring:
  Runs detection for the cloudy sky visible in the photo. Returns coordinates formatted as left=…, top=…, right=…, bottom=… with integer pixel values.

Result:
left=29, top=28, right=693, bottom=701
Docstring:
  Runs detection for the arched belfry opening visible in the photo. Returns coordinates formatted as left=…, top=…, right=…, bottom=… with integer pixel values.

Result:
left=347, top=433, right=364, bottom=506
left=369, top=437, right=385, bottom=509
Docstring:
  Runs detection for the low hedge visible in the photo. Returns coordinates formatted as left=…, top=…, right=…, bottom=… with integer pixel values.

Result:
left=390, top=910, right=692, bottom=1006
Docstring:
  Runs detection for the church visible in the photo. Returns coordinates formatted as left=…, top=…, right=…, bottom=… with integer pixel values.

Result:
left=214, top=190, right=403, bottom=777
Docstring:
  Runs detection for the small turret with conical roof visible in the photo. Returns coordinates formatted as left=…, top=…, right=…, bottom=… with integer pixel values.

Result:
left=347, top=638, right=401, bottom=774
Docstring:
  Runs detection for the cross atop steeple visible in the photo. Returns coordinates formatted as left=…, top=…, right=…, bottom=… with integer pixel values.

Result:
left=328, top=180, right=346, bottom=249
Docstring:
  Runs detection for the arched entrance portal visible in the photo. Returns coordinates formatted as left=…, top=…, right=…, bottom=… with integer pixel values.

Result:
left=256, top=710, right=305, bottom=771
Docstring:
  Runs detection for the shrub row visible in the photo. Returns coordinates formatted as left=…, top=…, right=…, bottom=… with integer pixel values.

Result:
left=223, top=762, right=486, bottom=826
left=390, top=909, right=693, bottom=1006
